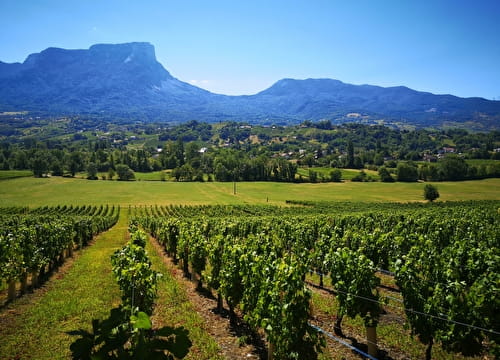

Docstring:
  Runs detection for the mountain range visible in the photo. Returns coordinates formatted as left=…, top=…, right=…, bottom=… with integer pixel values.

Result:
left=1, top=42, right=499, bottom=129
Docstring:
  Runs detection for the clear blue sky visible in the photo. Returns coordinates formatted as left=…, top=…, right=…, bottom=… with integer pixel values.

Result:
left=1, top=0, right=499, bottom=99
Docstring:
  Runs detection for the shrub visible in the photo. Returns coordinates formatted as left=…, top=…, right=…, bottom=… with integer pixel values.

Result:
left=116, top=164, right=135, bottom=181
left=423, top=184, right=440, bottom=202
left=329, top=169, right=342, bottom=182
left=378, top=166, right=394, bottom=182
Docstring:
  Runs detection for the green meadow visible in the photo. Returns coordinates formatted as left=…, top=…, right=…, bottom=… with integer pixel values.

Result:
left=296, top=167, right=380, bottom=180
left=0, top=170, right=33, bottom=180
left=1, top=175, right=499, bottom=207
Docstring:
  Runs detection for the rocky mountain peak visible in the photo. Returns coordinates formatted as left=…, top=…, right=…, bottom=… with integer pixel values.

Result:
left=88, top=42, right=157, bottom=65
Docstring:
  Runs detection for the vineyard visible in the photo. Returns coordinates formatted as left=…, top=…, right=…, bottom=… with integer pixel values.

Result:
left=131, top=201, right=499, bottom=359
left=0, top=205, right=119, bottom=303
left=0, top=201, right=498, bottom=359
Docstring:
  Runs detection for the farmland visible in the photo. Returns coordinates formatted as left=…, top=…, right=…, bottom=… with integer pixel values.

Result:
left=133, top=201, right=499, bottom=359
left=0, top=175, right=499, bottom=359
left=0, top=175, right=499, bottom=207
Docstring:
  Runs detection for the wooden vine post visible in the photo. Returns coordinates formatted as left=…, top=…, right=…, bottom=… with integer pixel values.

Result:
left=7, top=279, right=16, bottom=301
left=329, top=247, right=381, bottom=358
left=31, top=269, right=39, bottom=288
left=267, top=341, right=275, bottom=360
left=366, top=325, right=377, bottom=357
left=20, top=272, right=28, bottom=294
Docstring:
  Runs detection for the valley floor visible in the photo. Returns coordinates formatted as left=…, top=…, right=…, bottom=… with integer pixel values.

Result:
left=0, top=176, right=499, bottom=207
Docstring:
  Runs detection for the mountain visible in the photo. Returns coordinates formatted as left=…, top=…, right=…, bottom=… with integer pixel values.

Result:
left=0, top=42, right=217, bottom=118
left=248, top=78, right=500, bottom=128
left=1, top=42, right=499, bottom=129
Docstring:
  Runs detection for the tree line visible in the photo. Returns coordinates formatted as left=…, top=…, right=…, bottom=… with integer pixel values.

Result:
left=0, top=122, right=499, bottom=182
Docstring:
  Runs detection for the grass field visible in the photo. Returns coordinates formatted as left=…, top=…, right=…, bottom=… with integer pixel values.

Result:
left=101, top=170, right=171, bottom=181
left=296, top=167, right=380, bottom=180
left=0, top=175, right=499, bottom=207
left=0, top=170, right=33, bottom=180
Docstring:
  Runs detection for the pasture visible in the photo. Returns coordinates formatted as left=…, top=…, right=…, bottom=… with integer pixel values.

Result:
left=0, top=175, right=499, bottom=207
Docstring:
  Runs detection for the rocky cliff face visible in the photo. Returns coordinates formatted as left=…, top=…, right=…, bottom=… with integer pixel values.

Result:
left=0, top=42, right=213, bottom=114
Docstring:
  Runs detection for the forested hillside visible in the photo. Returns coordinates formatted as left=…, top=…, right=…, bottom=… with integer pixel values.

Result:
left=1, top=118, right=499, bottom=183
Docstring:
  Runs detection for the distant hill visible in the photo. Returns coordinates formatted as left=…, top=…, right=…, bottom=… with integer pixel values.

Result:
left=1, top=42, right=499, bottom=129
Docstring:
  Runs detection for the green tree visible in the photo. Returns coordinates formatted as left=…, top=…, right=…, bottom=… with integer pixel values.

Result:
left=351, top=170, right=368, bottom=182
left=214, top=163, right=231, bottom=181
left=346, top=139, right=355, bottom=168
left=184, top=142, right=200, bottom=165
left=175, top=138, right=185, bottom=166
left=13, top=150, right=29, bottom=170
left=308, top=169, right=318, bottom=183
left=172, top=164, right=195, bottom=182
left=32, top=156, right=48, bottom=178
left=329, top=169, right=342, bottom=182
left=51, top=160, right=64, bottom=176
left=419, top=163, right=439, bottom=181
left=378, top=166, right=394, bottom=182
left=373, top=152, right=384, bottom=166
left=0, top=153, right=8, bottom=170
left=353, top=156, right=363, bottom=169
left=107, top=167, right=116, bottom=180
left=423, top=184, right=440, bottom=202
left=397, top=162, right=418, bottom=182
left=116, top=164, right=135, bottom=181
left=86, top=162, right=98, bottom=180
left=438, top=155, right=468, bottom=181
left=302, top=154, right=316, bottom=167
left=68, top=151, right=84, bottom=177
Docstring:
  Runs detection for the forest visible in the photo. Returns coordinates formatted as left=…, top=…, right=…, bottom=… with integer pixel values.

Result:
left=1, top=117, right=499, bottom=183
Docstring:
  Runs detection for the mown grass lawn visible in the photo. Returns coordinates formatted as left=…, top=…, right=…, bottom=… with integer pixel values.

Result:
left=297, top=167, right=380, bottom=181
left=0, top=169, right=33, bottom=180
left=95, top=170, right=171, bottom=181
left=0, top=175, right=498, bottom=207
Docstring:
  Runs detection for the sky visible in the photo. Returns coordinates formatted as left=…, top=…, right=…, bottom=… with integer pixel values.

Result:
left=1, top=0, right=499, bottom=99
